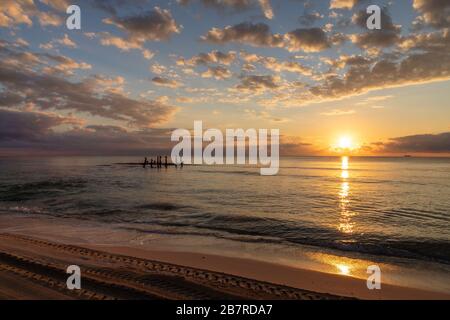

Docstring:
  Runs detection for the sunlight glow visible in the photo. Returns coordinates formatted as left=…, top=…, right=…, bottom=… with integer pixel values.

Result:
left=336, top=264, right=351, bottom=276
left=338, top=136, right=353, bottom=149
left=332, top=135, right=360, bottom=154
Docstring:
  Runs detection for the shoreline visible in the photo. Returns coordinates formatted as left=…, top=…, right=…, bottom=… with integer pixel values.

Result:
left=86, top=244, right=450, bottom=300
left=0, top=232, right=341, bottom=300
left=0, top=231, right=448, bottom=300
left=0, top=214, right=449, bottom=300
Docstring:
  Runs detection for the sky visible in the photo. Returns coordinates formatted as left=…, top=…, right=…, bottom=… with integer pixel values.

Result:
left=0, top=0, right=449, bottom=156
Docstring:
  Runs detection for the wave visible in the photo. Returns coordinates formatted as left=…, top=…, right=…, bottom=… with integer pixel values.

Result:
left=118, top=212, right=450, bottom=264
left=118, top=226, right=284, bottom=245
left=135, top=202, right=191, bottom=211
left=0, top=179, right=87, bottom=201
left=1, top=200, right=448, bottom=264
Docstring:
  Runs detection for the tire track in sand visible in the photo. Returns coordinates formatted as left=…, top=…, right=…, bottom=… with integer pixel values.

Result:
left=0, top=233, right=345, bottom=300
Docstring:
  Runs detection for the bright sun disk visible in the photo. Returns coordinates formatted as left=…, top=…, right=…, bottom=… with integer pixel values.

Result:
left=338, top=136, right=353, bottom=149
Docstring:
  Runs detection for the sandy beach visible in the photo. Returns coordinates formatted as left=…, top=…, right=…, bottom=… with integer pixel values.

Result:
left=0, top=232, right=341, bottom=300
left=0, top=215, right=448, bottom=300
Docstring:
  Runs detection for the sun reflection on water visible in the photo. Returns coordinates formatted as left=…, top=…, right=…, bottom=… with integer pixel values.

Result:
left=341, top=156, right=349, bottom=170
left=338, top=156, right=356, bottom=234
left=336, top=264, right=351, bottom=276
left=305, top=252, right=365, bottom=278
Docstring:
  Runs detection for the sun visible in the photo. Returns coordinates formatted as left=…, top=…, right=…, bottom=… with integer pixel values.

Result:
left=338, top=136, right=353, bottom=149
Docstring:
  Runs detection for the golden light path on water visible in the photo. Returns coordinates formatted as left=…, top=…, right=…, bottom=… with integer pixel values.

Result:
left=302, top=156, right=409, bottom=285
left=338, top=156, right=356, bottom=237
left=305, top=156, right=359, bottom=277
left=332, top=156, right=356, bottom=274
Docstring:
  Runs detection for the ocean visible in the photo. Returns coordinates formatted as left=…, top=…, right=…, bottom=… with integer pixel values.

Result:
left=1, top=156, right=449, bottom=292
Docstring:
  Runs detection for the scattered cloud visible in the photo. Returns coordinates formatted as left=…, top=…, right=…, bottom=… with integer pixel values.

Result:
left=258, top=0, right=274, bottom=19
left=103, top=7, right=181, bottom=43
left=150, top=63, right=167, bottom=75
left=201, top=22, right=284, bottom=48
left=373, top=132, right=450, bottom=153
left=0, top=108, right=83, bottom=141
left=177, top=50, right=237, bottom=67
left=284, top=28, right=331, bottom=52
left=0, top=0, right=65, bottom=28
left=309, top=29, right=450, bottom=102
left=152, top=76, right=183, bottom=88
left=202, top=24, right=332, bottom=52
left=178, top=0, right=274, bottom=19
left=0, top=43, right=178, bottom=127
left=329, top=0, right=363, bottom=10
left=299, top=12, right=324, bottom=26
left=351, top=9, right=401, bottom=49
left=412, top=0, right=450, bottom=28
left=0, top=109, right=176, bottom=156
left=235, top=75, right=280, bottom=93
left=201, top=66, right=232, bottom=80
left=40, top=34, right=77, bottom=50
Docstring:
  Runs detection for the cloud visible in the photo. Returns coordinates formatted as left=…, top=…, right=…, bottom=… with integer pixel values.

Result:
left=56, top=34, right=77, bottom=48
left=242, top=63, right=256, bottom=72
left=180, top=0, right=251, bottom=10
left=177, top=50, right=237, bottom=67
left=374, top=132, right=450, bottom=153
left=0, top=42, right=178, bottom=127
left=258, top=0, right=274, bottom=19
left=37, top=11, right=63, bottom=26
left=152, top=76, right=183, bottom=88
left=399, top=28, right=450, bottom=51
left=178, top=0, right=274, bottom=19
left=330, top=0, right=363, bottom=10
left=0, top=1, right=35, bottom=27
left=41, top=53, right=92, bottom=75
left=97, top=7, right=179, bottom=59
left=150, top=63, right=167, bottom=75
left=141, top=50, right=154, bottom=60
left=103, top=7, right=180, bottom=43
left=0, top=0, right=65, bottom=28
left=323, top=54, right=373, bottom=70
left=260, top=27, right=449, bottom=108
left=243, top=109, right=289, bottom=123
left=351, top=9, right=401, bottom=49
left=202, top=24, right=333, bottom=53
left=40, top=34, right=77, bottom=50
left=0, top=108, right=83, bottom=141
left=298, top=12, right=324, bottom=26
left=93, top=32, right=155, bottom=60
left=279, top=136, right=317, bottom=156
left=0, top=109, right=176, bottom=156
left=235, top=75, right=280, bottom=93
left=239, top=51, right=262, bottom=63
left=284, top=28, right=331, bottom=52
left=91, top=0, right=150, bottom=15
left=201, top=66, right=232, bottom=80
left=39, top=0, right=70, bottom=12
left=240, top=51, right=312, bottom=75
left=267, top=60, right=312, bottom=75
left=98, top=32, right=143, bottom=50
left=88, top=74, right=125, bottom=94
left=413, top=0, right=450, bottom=28
left=201, top=22, right=284, bottom=48
left=309, top=29, right=450, bottom=102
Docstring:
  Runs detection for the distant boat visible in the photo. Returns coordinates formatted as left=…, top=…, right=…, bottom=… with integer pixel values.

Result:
left=404, top=155, right=412, bottom=158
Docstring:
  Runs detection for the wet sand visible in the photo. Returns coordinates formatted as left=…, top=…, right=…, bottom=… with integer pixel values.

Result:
left=0, top=232, right=343, bottom=300
left=0, top=215, right=448, bottom=300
